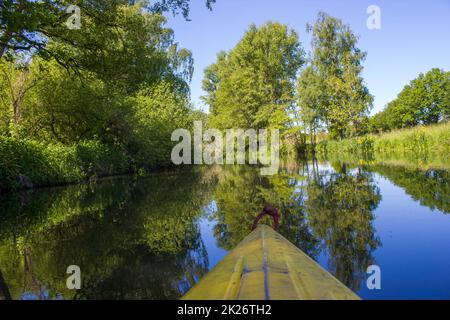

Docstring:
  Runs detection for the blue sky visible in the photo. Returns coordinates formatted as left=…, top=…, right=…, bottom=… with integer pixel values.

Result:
left=166, top=0, right=450, bottom=115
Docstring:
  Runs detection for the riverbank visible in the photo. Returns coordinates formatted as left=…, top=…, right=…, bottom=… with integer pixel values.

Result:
left=0, top=137, right=134, bottom=192
left=316, top=122, right=450, bottom=166
left=2, top=122, right=448, bottom=192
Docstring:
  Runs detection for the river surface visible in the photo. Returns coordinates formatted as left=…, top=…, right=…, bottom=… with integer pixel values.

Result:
left=0, top=162, right=449, bottom=300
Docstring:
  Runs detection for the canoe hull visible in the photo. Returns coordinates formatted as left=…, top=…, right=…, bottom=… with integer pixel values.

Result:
left=183, top=225, right=359, bottom=300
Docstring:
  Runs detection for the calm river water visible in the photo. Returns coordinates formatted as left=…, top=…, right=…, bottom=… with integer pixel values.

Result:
left=0, top=162, right=449, bottom=300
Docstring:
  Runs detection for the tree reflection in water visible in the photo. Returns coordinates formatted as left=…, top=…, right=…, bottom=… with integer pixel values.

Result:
left=0, top=170, right=215, bottom=300
left=372, top=165, right=449, bottom=214
left=211, top=165, right=320, bottom=258
left=211, top=162, right=382, bottom=292
left=305, top=162, right=382, bottom=290
left=1, top=161, right=447, bottom=299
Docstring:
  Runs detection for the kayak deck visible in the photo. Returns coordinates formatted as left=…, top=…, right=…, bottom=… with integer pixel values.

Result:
left=183, top=225, right=359, bottom=300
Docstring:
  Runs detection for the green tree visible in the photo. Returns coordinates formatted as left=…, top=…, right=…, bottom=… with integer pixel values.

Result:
left=201, top=51, right=226, bottom=116
left=297, top=65, right=326, bottom=147
left=0, top=58, right=39, bottom=135
left=370, top=68, right=450, bottom=132
left=0, top=0, right=65, bottom=59
left=304, top=12, right=373, bottom=140
left=0, top=0, right=215, bottom=60
left=204, top=22, right=304, bottom=131
left=368, top=107, right=391, bottom=133
left=1, top=2, right=198, bottom=164
left=44, top=2, right=194, bottom=95
left=129, top=80, right=193, bottom=168
left=0, top=1, right=215, bottom=189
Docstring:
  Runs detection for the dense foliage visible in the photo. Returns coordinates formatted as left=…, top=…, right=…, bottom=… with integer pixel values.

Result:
left=201, top=12, right=376, bottom=146
left=203, top=12, right=448, bottom=149
left=1, top=3, right=449, bottom=191
left=203, top=22, right=304, bottom=132
left=298, top=13, right=373, bottom=141
left=0, top=0, right=215, bottom=60
left=369, top=68, right=450, bottom=133
left=0, top=1, right=213, bottom=191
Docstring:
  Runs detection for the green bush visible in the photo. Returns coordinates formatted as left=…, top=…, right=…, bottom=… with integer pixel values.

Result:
left=0, top=137, right=131, bottom=191
left=75, top=141, right=129, bottom=177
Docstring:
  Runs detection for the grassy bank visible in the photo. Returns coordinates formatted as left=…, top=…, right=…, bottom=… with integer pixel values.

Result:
left=316, top=122, right=450, bottom=166
left=0, top=138, right=131, bottom=192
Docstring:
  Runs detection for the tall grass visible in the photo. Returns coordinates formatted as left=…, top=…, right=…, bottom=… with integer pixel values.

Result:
left=317, top=122, right=450, bottom=167
left=0, top=137, right=130, bottom=191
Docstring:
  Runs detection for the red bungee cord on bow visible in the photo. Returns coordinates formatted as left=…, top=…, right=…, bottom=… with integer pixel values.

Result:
left=252, top=204, right=280, bottom=231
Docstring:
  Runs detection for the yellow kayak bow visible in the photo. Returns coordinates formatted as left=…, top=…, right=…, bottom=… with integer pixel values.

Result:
left=183, top=224, right=359, bottom=300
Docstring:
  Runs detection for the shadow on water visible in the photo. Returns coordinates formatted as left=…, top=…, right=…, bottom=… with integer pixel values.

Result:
left=0, top=160, right=449, bottom=299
